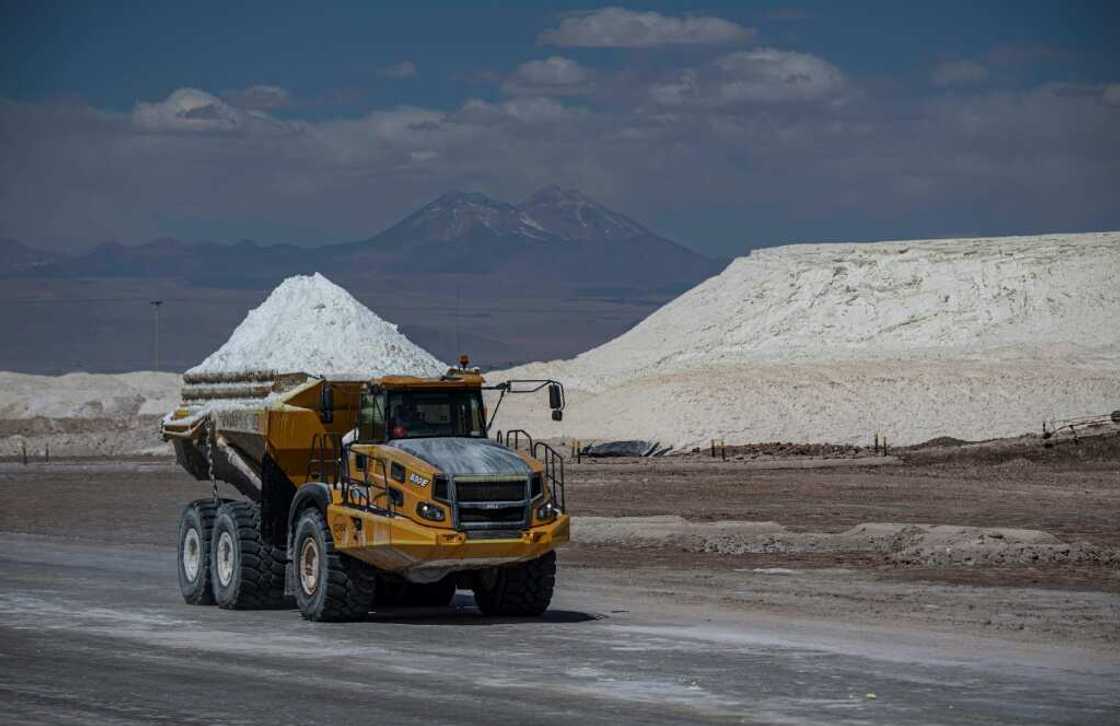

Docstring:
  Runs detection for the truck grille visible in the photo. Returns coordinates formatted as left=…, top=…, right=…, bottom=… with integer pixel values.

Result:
left=456, top=480, right=526, bottom=503
left=459, top=506, right=525, bottom=524
left=451, top=476, right=530, bottom=530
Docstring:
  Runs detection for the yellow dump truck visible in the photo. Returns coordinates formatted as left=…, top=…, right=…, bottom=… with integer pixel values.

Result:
left=162, top=359, right=568, bottom=621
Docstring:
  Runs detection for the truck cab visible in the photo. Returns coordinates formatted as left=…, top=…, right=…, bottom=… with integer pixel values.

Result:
left=352, top=375, right=559, bottom=536
left=318, top=369, right=568, bottom=579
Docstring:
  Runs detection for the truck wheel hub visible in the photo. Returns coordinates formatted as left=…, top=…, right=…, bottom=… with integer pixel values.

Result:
left=216, top=531, right=235, bottom=587
left=182, top=528, right=201, bottom=581
left=300, top=538, right=320, bottom=595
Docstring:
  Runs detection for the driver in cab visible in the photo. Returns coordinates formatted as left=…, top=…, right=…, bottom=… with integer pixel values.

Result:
left=390, top=402, right=420, bottom=439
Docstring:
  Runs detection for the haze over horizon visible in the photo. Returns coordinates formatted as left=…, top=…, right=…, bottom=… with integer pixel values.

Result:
left=3, top=1, right=1119, bottom=258
left=7, top=184, right=719, bottom=255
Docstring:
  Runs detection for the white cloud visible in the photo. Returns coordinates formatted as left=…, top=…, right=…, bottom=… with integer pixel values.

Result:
left=378, top=61, right=418, bottom=79
left=223, top=84, right=291, bottom=110
left=497, top=96, right=585, bottom=123
left=502, top=56, right=594, bottom=96
left=648, top=71, right=700, bottom=106
left=715, top=49, right=846, bottom=103
left=539, top=7, right=754, bottom=48
left=931, top=59, right=990, bottom=87
left=312, top=106, right=445, bottom=166
left=456, top=96, right=586, bottom=125
left=132, top=88, right=246, bottom=131
left=4, top=75, right=1119, bottom=251
left=649, top=49, right=845, bottom=107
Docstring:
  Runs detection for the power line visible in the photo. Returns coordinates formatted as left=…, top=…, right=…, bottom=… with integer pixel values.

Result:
left=150, top=300, right=163, bottom=371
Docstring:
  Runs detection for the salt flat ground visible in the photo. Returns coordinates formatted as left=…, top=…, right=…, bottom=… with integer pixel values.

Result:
left=1, top=455, right=1118, bottom=725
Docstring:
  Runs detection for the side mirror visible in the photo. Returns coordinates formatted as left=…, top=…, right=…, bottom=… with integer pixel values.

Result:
left=551, top=409, right=563, bottom=422
left=548, top=383, right=562, bottom=410
left=320, top=383, right=334, bottom=423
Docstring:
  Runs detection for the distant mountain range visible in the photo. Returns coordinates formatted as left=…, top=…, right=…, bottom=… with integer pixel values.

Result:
left=1, top=188, right=728, bottom=373
left=346, top=187, right=720, bottom=288
left=0, top=238, right=59, bottom=275
left=8, top=187, right=722, bottom=293
left=23, top=237, right=308, bottom=287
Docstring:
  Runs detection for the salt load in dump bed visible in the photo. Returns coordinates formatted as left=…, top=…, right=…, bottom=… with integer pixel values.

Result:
left=161, top=273, right=569, bottom=621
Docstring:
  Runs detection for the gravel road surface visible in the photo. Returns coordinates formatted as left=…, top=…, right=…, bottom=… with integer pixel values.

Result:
left=2, top=456, right=1118, bottom=724
left=3, top=532, right=1118, bottom=725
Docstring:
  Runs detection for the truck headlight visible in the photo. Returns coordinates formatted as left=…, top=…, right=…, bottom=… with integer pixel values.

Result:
left=416, top=502, right=446, bottom=522
left=536, top=501, right=559, bottom=521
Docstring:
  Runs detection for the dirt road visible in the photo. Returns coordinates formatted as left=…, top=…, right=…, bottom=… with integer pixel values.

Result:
left=3, top=535, right=1118, bottom=725
left=1, top=456, right=1118, bottom=723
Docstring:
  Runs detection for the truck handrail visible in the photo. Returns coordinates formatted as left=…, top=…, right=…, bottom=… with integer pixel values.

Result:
left=531, top=441, right=566, bottom=512
left=360, top=454, right=395, bottom=517
left=504, top=429, right=534, bottom=452
left=307, top=432, right=343, bottom=491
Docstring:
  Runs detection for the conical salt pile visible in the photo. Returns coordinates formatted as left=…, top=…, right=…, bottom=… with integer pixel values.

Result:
left=188, top=272, right=445, bottom=378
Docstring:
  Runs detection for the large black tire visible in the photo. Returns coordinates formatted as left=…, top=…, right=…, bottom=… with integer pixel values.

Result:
left=472, top=551, right=556, bottom=617
left=210, top=501, right=289, bottom=610
left=177, top=499, right=218, bottom=605
left=292, top=508, right=376, bottom=622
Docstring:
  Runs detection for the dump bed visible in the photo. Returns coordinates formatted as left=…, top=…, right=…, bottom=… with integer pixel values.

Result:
left=162, top=368, right=494, bottom=498
left=162, top=371, right=364, bottom=499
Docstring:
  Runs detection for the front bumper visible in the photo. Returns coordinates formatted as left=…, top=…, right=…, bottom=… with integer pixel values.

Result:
left=326, top=505, right=569, bottom=576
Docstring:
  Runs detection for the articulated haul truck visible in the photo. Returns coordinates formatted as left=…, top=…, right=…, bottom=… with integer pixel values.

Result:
left=162, top=359, right=568, bottom=621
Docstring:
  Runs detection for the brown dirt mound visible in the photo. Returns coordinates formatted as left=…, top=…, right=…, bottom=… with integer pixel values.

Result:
left=676, top=441, right=873, bottom=459
left=573, top=516, right=1120, bottom=569
left=901, top=430, right=1120, bottom=466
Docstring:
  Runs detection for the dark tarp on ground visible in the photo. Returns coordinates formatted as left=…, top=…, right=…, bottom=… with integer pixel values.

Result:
left=582, top=440, right=662, bottom=458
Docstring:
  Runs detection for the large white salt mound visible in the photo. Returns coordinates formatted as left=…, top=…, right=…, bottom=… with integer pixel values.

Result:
left=490, top=232, right=1120, bottom=447
left=0, top=371, right=180, bottom=419
left=189, top=272, right=445, bottom=377
left=0, top=371, right=180, bottom=457
left=503, top=232, right=1120, bottom=392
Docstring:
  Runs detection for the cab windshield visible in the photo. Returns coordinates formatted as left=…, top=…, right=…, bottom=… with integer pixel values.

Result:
left=385, top=390, right=486, bottom=440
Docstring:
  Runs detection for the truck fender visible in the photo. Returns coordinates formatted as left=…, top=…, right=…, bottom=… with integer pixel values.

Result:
left=287, top=482, right=333, bottom=551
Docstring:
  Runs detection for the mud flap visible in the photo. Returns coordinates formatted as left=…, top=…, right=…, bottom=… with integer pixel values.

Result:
left=284, top=561, right=297, bottom=597
left=261, top=454, right=296, bottom=548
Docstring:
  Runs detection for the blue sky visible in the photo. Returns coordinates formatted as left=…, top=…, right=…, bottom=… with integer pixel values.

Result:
left=2, top=1, right=1118, bottom=256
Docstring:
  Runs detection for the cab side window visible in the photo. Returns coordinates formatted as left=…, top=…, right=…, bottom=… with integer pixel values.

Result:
left=358, top=391, right=386, bottom=442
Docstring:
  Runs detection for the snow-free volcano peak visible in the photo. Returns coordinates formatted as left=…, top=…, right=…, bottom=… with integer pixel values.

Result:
left=378, top=190, right=551, bottom=244
left=344, top=186, right=721, bottom=288
left=187, top=272, right=445, bottom=378
left=521, top=186, right=647, bottom=241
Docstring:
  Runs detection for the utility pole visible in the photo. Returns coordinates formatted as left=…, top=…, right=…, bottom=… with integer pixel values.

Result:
left=455, top=283, right=462, bottom=357
left=150, top=300, right=163, bottom=371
